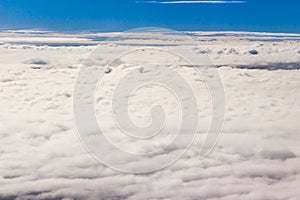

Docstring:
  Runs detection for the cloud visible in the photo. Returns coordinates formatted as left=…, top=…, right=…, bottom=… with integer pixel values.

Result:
left=0, top=31, right=300, bottom=199
left=142, top=0, right=246, bottom=4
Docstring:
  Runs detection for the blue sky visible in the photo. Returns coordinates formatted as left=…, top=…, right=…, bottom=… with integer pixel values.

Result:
left=0, top=0, right=299, bottom=33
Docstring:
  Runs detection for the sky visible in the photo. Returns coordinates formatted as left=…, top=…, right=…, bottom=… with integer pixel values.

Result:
left=0, top=0, right=299, bottom=33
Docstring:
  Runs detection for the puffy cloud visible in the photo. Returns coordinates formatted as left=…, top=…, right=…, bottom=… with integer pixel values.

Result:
left=0, top=31, right=300, bottom=199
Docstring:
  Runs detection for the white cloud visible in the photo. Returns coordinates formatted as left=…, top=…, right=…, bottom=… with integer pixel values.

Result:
left=0, top=31, right=299, bottom=199
left=143, top=0, right=246, bottom=4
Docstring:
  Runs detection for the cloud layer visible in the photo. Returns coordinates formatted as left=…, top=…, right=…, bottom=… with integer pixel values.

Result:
left=0, top=31, right=299, bottom=199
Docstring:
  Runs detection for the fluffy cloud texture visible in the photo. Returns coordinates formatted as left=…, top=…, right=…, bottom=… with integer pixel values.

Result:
left=0, top=31, right=300, bottom=199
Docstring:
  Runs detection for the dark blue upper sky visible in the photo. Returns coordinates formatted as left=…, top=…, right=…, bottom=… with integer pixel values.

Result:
left=0, top=0, right=299, bottom=33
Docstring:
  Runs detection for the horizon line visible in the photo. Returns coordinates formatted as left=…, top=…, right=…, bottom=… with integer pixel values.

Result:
left=1, top=28, right=300, bottom=35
